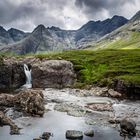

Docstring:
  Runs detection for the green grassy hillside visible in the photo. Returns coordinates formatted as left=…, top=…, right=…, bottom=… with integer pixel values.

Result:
left=36, top=49, right=140, bottom=88
left=93, top=31, right=140, bottom=50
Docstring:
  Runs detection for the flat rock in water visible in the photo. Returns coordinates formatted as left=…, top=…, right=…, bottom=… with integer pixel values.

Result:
left=66, top=130, right=83, bottom=139
left=86, top=103, right=113, bottom=111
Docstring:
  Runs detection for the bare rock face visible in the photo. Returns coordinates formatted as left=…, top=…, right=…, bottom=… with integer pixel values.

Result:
left=112, top=79, right=140, bottom=99
left=14, top=89, right=45, bottom=116
left=0, top=61, right=25, bottom=91
left=0, top=57, right=76, bottom=90
left=32, top=60, right=76, bottom=88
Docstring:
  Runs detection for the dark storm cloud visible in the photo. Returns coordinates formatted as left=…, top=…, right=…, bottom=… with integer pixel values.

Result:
left=0, top=0, right=40, bottom=24
left=0, top=0, right=68, bottom=31
left=0, top=0, right=139, bottom=31
left=75, top=0, right=139, bottom=20
left=75, top=0, right=129, bottom=9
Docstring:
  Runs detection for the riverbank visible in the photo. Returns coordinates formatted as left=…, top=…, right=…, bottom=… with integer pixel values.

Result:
left=0, top=49, right=140, bottom=99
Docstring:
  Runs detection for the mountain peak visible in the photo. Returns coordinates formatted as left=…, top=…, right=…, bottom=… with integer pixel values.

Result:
left=130, top=10, right=140, bottom=22
left=8, top=28, right=25, bottom=34
left=34, top=24, right=46, bottom=32
left=0, top=26, right=11, bottom=39
left=111, top=15, right=128, bottom=22
left=0, top=26, right=7, bottom=32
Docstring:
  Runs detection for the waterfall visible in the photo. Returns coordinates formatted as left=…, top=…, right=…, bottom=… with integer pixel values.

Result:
left=23, top=64, right=32, bottom=88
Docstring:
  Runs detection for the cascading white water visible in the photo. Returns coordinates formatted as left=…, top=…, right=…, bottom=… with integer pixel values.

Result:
left=23, top=64, right=32, bottom=88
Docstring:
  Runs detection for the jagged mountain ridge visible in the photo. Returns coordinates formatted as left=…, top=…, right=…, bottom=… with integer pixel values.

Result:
left=0, top=15, right=128, bottom=54
left=75, top=15, right=128, bottom=48
left=89, top=10, right=140, bottom=50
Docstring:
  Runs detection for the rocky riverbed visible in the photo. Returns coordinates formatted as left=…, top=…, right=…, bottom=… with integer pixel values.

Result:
left=0, top=88, right=140, bottom=140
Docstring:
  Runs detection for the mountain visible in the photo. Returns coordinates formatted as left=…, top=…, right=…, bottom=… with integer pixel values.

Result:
left=8, top=28, right=29, bottom=42
left=88, top=10, right=140, bottom=50
left=0, top=26, right=14, bottom=46
left=75, top=15, right=128, bottom=48
left=0, top=27, right=29, bottom=50
left=0, top=15, right=128, bottom=54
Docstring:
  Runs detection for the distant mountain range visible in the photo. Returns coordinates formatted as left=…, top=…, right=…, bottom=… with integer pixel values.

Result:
left=87, top=10, right=140, bottom=50
left=0, top=11, right=140, bottom=54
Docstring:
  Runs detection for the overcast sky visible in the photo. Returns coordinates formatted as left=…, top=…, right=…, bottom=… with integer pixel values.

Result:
left=0, top=0, right=140, bottom=32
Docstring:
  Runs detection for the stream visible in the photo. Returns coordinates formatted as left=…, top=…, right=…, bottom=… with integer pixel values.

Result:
left=0, top=88, right=140, bottom=140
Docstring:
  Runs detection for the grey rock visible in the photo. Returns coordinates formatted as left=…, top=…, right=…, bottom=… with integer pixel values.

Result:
left=32, top=60, right=76, bottom=88
left=84, top=130, right=94, bottom=137
left=108, top=89, right=122, bottom=98
left=120, top=119, right=136, bottom=136
left=40, top=132, right=53, bottom=140
left=66, top=130, right=83, bottom=139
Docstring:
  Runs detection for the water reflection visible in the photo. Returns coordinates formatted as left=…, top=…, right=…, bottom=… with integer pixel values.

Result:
left=0, top=111, right=122, bottom=140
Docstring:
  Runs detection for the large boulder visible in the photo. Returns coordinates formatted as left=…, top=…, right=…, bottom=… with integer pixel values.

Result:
left=14, top=89, right=45, bottom=116
left=32, top=60, right=76, bottom=88
left=0, top=89, right=45, bottom=116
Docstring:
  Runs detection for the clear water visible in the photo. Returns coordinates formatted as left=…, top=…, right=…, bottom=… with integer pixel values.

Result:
left=0, top=88, right=139, bottom=140
left=0, top=111, right=122, bottom=140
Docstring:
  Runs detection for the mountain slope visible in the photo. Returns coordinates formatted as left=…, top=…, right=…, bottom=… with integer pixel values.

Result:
left=88, top=11, right=140, bottom=50
left=75, top=15, right=128, bottom=48
left=0, top=15, right=128, bottom=54
left=8, top=28, right=29, bottom=42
